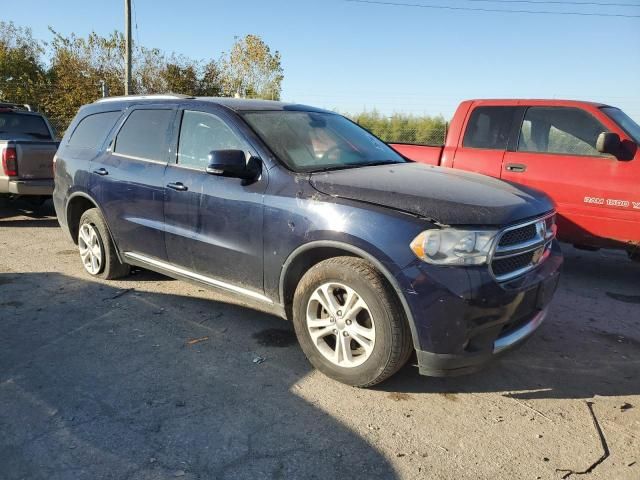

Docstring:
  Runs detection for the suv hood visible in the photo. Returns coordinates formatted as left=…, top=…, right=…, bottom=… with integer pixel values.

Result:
left=310, top=163, right=553, bottom=226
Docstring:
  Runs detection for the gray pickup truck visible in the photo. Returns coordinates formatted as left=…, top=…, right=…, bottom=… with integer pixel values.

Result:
left=0, top=103, right=59, bottom=201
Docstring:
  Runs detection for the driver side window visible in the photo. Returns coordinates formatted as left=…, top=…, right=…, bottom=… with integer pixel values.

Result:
left=177, top=110, right=248, bottom=169
left=518, top=107, right=608, bottom=157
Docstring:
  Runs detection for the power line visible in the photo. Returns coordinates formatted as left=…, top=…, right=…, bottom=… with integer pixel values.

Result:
left=346, top=0, right=640, bottom=17
left=463, top=0, right=640, bottom=7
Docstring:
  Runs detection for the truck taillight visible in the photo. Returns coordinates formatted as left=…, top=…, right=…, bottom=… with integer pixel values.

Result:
left=2, top=147, right=18, bottom=176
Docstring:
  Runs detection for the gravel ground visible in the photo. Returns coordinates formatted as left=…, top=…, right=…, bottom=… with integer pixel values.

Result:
left=1, top=198, right=638, bottom=480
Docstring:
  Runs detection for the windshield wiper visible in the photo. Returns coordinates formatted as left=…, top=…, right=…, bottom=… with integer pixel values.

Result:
left=311, top=160, right=403, bottom=173
left=355, top=160, right=404, bottom=167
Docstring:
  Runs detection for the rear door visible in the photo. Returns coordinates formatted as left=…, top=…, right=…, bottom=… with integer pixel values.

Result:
left=163, top=106, right=266, bottom=293
left=450, top=106, right=522, bottom=178
left=501, top=106, right=639, bottom=246
left=90, top=106, right=176, bottom=260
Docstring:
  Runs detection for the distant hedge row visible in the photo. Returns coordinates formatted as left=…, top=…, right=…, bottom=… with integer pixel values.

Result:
left=349, top=111, right=448, bottom=145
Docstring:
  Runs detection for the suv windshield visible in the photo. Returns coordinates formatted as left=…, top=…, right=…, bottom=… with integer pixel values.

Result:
left=600, top=107, right=640, bottom=144
left=243, top=111, right=406, bottom=172
left=0, top=113, right=51, bottom=140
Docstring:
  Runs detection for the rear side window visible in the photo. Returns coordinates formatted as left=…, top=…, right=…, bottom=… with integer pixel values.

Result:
left=0, top=113, right=51, bottom=140
left=463, top=107, right=518, bottom=150
left=177, top=110, right=248, bottom=169
left=114, top=109, right=174, bottom=161
left=518, top=107, right=607, bottom=156
left=68, top=111, right=121, bottom=149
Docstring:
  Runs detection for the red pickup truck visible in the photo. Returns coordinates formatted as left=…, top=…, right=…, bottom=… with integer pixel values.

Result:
left=391, top=99, right=640, bottom=260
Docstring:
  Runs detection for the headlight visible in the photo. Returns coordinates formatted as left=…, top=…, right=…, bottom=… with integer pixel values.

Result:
left=410, top=228, right=498, bottom=266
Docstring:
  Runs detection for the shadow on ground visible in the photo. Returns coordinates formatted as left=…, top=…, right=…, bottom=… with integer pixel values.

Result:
left=0, top=197, right=58, bottom=228
left=0, top=272, right=397, bottom=480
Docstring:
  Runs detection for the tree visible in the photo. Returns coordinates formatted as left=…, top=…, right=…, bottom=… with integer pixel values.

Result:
left=0, top=22, right=284, bottom=136
left=46, top=29, right=126, bottom=124
left=220, top=34, right=283, bottom=100
left=199, top=60, right=223, bottom=97
left=0, top=22, right=47, bottom=106
left=161, top=59, right=199, bottom=96
left=348, top=110, right=448, bottom=145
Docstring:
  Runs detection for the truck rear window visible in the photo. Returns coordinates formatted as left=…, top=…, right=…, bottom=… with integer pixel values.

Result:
left=0, top=113, right=51, bottom=140
left=463, top=107, right=518, bottom=150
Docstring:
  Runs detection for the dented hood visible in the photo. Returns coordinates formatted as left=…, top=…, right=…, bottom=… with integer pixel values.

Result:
left=309, top=163, right=553, bottom=226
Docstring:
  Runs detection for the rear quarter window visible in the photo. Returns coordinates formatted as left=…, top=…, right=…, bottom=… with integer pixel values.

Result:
left=68, top=111, right=122, bottom=149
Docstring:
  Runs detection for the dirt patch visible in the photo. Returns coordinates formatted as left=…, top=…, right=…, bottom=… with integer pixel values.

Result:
left=388, top=392, right=413, bottom=402
left=252, top=328, right=297, bottom=348
left=593, top=329, right=640, bottom=349
left=1, top=301, right=23, bottom=308
left=605, top=292, right=640, bottom=304
left=440, top=393, right=459, bottom=402
left=56, top=250, right=77, bottom=256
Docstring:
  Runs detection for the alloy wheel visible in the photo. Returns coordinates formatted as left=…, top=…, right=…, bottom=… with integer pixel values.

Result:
left=306, top=282, right=376, bottom=368
left=78, top=223, right=103, bottom=275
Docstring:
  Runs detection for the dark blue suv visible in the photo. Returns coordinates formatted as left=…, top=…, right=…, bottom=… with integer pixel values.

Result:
left=53, top=95, right=562, bottom=386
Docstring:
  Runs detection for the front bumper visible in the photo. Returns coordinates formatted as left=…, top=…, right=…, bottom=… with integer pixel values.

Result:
left=397, top=240, right=562, bottom=377
left=7, top=179, right=54, bottom=196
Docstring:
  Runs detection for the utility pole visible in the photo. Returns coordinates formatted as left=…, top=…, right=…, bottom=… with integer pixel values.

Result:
left=124, top=0, right=132, bottom=95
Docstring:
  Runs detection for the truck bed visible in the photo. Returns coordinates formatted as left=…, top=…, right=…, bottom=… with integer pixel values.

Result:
left=390, top=143, right=443, bottom=165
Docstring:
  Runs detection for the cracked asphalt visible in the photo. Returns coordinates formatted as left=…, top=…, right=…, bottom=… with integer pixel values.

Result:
left=1, top=198, right=639, bottom=480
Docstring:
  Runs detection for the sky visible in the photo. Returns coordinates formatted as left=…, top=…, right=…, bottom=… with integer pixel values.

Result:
left=6, top=0, right=640, bottom=121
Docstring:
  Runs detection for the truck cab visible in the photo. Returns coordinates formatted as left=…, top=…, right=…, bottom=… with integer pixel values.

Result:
left=392, top=100, right=640, bottom=257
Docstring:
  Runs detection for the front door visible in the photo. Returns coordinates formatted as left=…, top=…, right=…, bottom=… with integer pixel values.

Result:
left=163, top=107, right=266, bottom=294
left=501, top=106, right=639, bottom=246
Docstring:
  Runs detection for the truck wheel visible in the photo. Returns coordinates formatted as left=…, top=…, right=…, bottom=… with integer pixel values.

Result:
left=77, top=208, right=130, bottom=279
left=292, top=257, right=413, bottom=387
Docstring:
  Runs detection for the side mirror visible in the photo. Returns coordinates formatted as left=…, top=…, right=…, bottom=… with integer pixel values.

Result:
left=206, top=150, right=260, bottom=179
left=596, top=132, right=621, bottom=156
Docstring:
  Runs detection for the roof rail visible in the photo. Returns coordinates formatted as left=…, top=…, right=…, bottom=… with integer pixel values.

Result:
left=0, top=102, right=32, bottom=111
left=95, top=94, right=194, bottom=103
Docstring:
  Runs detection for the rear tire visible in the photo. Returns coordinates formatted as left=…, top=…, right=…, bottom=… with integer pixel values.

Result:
left=292, top=256, right=413, bottom=387
left=77, top=208, right=130, bottom=280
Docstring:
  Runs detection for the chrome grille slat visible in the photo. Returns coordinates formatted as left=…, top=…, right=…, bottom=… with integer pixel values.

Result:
left=490, top=213, right=555, bottom=282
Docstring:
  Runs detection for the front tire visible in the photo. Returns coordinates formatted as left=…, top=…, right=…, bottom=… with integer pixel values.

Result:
left=292, top=257, right=413, bottom=387
left=77, top=208, right=130, bottom=279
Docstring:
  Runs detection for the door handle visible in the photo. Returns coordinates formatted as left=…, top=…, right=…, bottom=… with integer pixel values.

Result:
left=505, top=163, right=527, bottom=173
left=167, top=182, right=188, bottom=191
left=93, top=168, right=109, bottom=176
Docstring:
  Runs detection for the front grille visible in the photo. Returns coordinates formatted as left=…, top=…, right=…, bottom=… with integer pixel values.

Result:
left=490, top=214, right=555, bottom=282
left=499, top=224, right=536, bottom=247
left=492, top=251, right=535, bottom=276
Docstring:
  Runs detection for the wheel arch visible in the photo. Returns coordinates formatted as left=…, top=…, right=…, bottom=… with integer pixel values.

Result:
left=65, top=192, right=125, bottom=263
left=278, top=240, right=419, bottom=349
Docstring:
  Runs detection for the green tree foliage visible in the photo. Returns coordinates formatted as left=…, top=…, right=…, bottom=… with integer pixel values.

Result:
left=349, top=110, right=448, bottom=145
left=46, top=29, right=126, bottom=124
left=220, top=35, right=284, bottom=100
left=0, top=24, right=284, bottom=136
left=0, top=22, right=47, bottom=107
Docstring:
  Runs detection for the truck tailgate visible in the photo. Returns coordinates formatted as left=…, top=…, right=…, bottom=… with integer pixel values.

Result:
left=15, top=142, right=58, bottom=179
left=390, top=143, right=444, bottom=165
